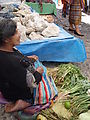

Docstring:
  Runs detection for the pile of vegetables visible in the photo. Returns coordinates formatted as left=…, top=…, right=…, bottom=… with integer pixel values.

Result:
left=55, top=63, right=90, bottom=119
left=55, top=63, right=86, bottom=87
left=39, top=63, right=90, bottom=120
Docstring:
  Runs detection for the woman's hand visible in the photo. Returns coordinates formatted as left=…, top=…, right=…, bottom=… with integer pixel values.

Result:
left=33, top=67, right=44, bottom=84
left=36, top=66, right=44, bottom=75
left=27, top=55, right=38, bottom=62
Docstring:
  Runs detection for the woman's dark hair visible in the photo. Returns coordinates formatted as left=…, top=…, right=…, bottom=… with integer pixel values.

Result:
left=0, top=18, right=17, bottom=46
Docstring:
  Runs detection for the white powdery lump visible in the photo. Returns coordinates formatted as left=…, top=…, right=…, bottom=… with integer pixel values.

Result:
left=17, top=22, right=28, bottom=42
left=42, top=23, right=60, bottom=37
left=12, top=2, right=60, bottom=41
left=25, top=12, right=48, bottom=32
left=29, top=32, right=44, bottom=40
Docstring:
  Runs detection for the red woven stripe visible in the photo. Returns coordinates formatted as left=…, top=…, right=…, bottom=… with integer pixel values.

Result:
left=42, top=76, right=49, bottom=103
left=39, top=82, right=41, bottom=104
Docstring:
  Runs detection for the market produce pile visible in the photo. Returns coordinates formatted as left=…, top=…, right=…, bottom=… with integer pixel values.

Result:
left=0, top=2, right=60, bottom=42
left=42, top=63, right=90, bottom=120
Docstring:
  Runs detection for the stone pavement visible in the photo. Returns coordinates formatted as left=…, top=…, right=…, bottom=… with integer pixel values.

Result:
left=54, top=9, right=90, bottom=79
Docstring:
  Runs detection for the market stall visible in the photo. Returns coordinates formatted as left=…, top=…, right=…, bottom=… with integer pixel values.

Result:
left=0, top=2, right=87, bottom=63
left=0, top=2, right=89, bottom=120
left=17, top=26, right=87, bottom=62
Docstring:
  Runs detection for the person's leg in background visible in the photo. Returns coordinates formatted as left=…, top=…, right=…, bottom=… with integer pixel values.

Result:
left=62, top=0, right=66, bottom=17
left=86, top=0, right=89, bottom=12
left=75, top=24, right=81, bottom=35
left=62, top=0, right=70, bottom=17
left=69, top=0, right=84, bottom=36
left=61, top=0, right=66, bottom=17
left=69, top=22, right=74, bottom=31
left=69, top=3, right=74, bottom=31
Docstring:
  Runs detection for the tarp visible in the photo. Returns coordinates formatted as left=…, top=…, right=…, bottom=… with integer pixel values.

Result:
left=16, top=26, right=87, bottom=62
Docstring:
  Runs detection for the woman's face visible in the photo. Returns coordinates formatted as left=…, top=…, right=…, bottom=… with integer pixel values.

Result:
left=9, top=29, right=21, bottom=46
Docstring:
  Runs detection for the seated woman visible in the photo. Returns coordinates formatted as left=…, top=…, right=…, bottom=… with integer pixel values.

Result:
left=0, top=18, right=58, bottom=112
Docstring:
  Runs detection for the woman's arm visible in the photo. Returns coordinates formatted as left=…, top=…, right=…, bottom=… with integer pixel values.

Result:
left=27, top=55, right=38, bottom=62
left=21, top=55, right=44, bottom=84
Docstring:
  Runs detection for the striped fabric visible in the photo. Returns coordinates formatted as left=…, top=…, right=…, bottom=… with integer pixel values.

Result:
left=33, top=60, right=58, bottom=105
left=69, top=0, right=82, bottom=25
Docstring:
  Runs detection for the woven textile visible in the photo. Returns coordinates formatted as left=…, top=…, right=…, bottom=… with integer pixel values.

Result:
left=33, top=60, right=58, bottom=105
left=69, top=0, right=82, bottom=25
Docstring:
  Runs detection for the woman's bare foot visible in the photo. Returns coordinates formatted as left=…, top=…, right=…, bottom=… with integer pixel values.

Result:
left=74, top=24, right=84, bottom=36
left=5, top=100, right=30, bottom=113
left=75, top=29, right=81, bottom=35
left=75, top=24, right=81, bottom=34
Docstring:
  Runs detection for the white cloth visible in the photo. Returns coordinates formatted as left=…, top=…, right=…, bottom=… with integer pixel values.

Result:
left=87, top=0, right=89, bottom=6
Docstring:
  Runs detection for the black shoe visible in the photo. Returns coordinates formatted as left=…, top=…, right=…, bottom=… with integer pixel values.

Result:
left=68, top=28, right=75, bottom=31
left=74, top=30, right=84, bottom=36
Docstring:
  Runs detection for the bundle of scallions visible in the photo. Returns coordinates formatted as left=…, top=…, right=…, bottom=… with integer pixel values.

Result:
left=55, top=63, right=90, bottom=118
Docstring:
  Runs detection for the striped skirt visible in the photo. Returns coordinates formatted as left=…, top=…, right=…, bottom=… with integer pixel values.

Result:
left=69, top=0, right=82, bottom=25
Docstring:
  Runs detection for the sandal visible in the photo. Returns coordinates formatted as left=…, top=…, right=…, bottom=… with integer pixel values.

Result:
left=68, top=28, right=75, bottom=31
left=74, top=30, right=84, bottom=36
